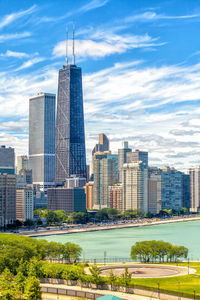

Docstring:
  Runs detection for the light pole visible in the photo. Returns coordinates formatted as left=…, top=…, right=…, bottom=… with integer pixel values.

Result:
left=188, top=258, right=190, bottom=275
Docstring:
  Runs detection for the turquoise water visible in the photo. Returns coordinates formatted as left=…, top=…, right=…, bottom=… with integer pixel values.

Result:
left=36, top=220, right=200, bottom=260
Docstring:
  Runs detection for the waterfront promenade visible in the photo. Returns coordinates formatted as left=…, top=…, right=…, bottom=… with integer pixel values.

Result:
left=19, top=215, right=200, bottom=237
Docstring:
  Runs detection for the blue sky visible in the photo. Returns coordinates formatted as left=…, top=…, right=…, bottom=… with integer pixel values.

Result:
left=1, top=0, right=200, bottom=170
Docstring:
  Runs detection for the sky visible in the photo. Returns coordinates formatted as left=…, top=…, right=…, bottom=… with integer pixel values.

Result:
left=1, top=0, right=200, bottom=171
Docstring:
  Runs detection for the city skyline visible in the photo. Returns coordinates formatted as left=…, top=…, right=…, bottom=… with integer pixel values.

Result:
left=1, top=0, right=200, bottom=171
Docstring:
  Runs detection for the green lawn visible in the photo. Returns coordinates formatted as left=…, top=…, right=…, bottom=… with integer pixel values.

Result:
left=132, top=262, right=200, bottom=295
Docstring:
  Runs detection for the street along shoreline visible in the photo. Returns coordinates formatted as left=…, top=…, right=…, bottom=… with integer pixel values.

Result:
left=18, top=215, right=200, bottom=238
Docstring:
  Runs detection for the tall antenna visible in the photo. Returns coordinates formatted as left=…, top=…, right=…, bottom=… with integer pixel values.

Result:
left=73, top=22, right=75, bottom=65
left=65, top=27, right=68, bottom=65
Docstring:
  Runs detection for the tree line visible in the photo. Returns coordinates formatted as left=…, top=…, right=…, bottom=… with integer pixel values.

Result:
left=33, top=207, right=190, bottom=226
left=131, top=240, right=188, bottom=263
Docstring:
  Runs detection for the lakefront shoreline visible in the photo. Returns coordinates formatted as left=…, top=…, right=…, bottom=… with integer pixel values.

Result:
left=17, top=215, right=200, bottom=238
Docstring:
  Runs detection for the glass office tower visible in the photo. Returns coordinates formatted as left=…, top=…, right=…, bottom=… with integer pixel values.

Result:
left=29, top=92, right=56, bottom=192
left=56, top=64, right=86, bottom=183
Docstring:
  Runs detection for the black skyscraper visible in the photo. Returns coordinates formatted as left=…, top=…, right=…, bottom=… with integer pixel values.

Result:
left=55, top=29, right=86, bottom=183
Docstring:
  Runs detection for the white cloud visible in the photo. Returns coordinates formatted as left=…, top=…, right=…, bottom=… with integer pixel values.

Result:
left=16, top=57, right=45, bottom=71
left=0, top=50, right=29, bottom=58
left=1, top=60, right=200, bottom=170
left=53, top=34, right=164, bottom=60
left=0, top=32, right=31, bottom=42
left=0, top=5, right=37, bottom=30
left=125, top=11, right=200, bottom=23
left=78, top=0, right=109, bottom=13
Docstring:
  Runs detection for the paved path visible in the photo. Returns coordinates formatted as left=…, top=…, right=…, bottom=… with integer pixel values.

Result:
left=41, top=283, right=154, bottom=299
left=97, top=264, right=196, bottom=278
left=41, top=282, right=195, bottom=300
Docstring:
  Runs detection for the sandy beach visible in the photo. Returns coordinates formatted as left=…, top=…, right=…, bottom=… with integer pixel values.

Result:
left=17, top=215, right=200, bottom=237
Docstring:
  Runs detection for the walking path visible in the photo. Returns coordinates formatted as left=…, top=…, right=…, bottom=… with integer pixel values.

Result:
left=41, top=283, right=154, bottom=299
left=19, top=215, right=200, bottom=237
left=41, top=282, right=194, bottom=300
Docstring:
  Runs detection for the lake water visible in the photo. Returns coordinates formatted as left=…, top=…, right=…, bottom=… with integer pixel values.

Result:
left=36, top=220, right=200, bottom=260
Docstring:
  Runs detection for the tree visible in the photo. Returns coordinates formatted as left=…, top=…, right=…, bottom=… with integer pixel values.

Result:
left=108, top=270, right=118, bottom=288
left=62, top=242, right=82, bottom=263
left=89, top=265, right=105, bottom=286
left=45, top=211, right=59, bottom=225
left=180, top=207, right=188, bottom=215
left=24, top=276, right=42, bottom=300
left=0, top=268, right=16, bottom=300
left=119, top=267, right=132, bottom=290
left=55, top=210, right=67, bottom=222
left=68, top=212, right=89, bottom=224
left=130, top=240, right=188, bottom=263
left=14, top=271, right=26, bottom=296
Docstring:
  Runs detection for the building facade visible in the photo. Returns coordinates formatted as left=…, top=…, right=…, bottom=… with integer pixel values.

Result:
left=118, top=141, right=131, bottom=183
left=16, top=187, right=33, bottom=221
left=17, top=155, right=28, bottom=174
left=0, top=174, right=16, bottom=227
left=0, top=145, right=15, bottom=174
left=148, top=170, right=162, bottom=214
left=56, top=64, right=86, bottom=183
left=122, top=161, right=148, bottom=212
left=93, top=152, right=118, bottom=209
left=47, top=187, right=86, bottom=214
left=65, top=175, right=86, bottom=188
left=126, top=149, right=148, bottom=167
left=108, top=184, right=123, bottom=211
left=84, top=181, right=94, bottom=210
left=29, top=92, right=56, bottom=192
left=161, top=166, right=183, bottom=211
left=189, top=166, right=200, bottom=212
left=92, top=133, right=109, bottom=173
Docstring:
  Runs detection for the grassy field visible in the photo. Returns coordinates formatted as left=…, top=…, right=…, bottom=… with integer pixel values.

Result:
left=132, top=262, right=200, bottom=295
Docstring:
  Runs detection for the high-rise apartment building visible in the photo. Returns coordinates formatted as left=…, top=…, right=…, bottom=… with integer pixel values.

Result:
left=108, top=184, right=123, bottom=211
left=92, top=133, right=109, bottom=173
left=16, top=186, right=33, bottom=221
left=122, top=161, right=148, bottom=212
left=148, top=170, right=162, bottom=214
left=118, top=141, right=131, bottom=182
left=182, top=174, right=190, bottom=210
left=93, top=151, right=118, bottom=209
left=126, top=149, right=148, bottom=167
left=0, top=145, right=15, bottom=175
left=161, top=166, right=183, bottom=211
left=17, top=155, right=28, bottom=174
left=47, top=187, right=86, bottom=214
left=0, top=174, right=16, bottom=227
left=29, top=92, right=56, bottom=192
left=189, top=166, right=200, bottom=212
left=55, top=61, right=86, bottom=183
left=84, top=181, right=94, bottom=210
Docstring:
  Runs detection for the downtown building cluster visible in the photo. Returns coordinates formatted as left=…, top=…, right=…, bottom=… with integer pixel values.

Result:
left=1, top=34, right=200, bottom=228
left=85, top=135, right=194, bottom=214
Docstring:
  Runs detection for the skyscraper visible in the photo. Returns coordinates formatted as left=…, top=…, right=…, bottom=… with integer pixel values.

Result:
left=189, top=166, right=200, bottom=212
left=93, top=151, right=118, bottom=209
left=126, top=149, right=148, bottom=167
left=55, top=30, right=86, bottom=183
left=0, top=174, right=16, bottom=227
left=118, top=141, right=131, bottom=182
left=122, top=161, right=148, bottom=212
left=29, top=92, right=56, bottom=192
left=17, top=155, right=28, bottom=174
left=0, top=145, right=15, bottom=174
left=92, top=133, right=109, bottom=173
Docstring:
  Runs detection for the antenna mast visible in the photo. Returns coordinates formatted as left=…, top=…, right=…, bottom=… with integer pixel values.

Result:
left=65, top=27, right=68, bottom=65
left=73, top=23, right=75, bottom=65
